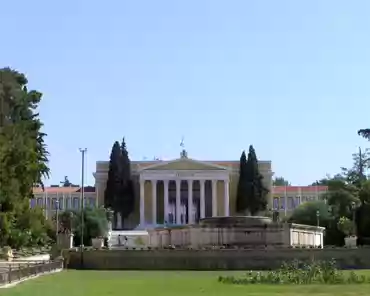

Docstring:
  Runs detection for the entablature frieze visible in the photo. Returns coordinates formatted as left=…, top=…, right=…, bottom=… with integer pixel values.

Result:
left=139, top=170, right=230, bottom=181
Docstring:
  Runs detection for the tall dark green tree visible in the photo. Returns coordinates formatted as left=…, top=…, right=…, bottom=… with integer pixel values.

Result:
left=104, top=141, right=122, bottom=210
left=0, top=68, right=51, bottom=248
left=236, top=151, right=248, bottom=213
left=117, top=138, right=135, bottom=226
left=244, top=145, right=269, bottom=215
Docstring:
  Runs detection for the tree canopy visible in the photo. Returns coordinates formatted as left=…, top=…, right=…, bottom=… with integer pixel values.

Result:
left=273, top=176, right=291, bottom=186
left=0, top=68, right=52, bottom=248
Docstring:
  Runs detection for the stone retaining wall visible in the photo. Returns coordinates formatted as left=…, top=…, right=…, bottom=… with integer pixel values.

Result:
left=64, top=248, right=370, bottom=270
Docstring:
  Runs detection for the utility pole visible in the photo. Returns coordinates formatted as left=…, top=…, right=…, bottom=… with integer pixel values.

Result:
left=79, top=148, right=87, bottom=268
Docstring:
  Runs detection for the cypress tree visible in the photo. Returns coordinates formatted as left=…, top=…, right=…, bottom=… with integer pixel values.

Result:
left=104, top=141, right=122, bottom=210
left=236, top=151, right=248, bottom=213
left=245, top=145, right=268, bottom=215
left=117, top=138, right=135, bottom=227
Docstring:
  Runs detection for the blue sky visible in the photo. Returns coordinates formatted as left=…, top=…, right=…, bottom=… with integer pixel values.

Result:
left=1, top=0, right=370, bottom=186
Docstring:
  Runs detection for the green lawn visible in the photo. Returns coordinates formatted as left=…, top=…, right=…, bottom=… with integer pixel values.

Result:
left=2, top=270, right=370, bottom=296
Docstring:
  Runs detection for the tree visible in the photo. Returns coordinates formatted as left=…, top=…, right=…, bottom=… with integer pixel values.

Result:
left=236, top=151, right=248, bottom=213
left=290, top=201, right=331, bottom=226
left=104, top=141, right=122, bottom=210
left=289, top=200, right=343, bottom=245
left=358, top=129, right=370, bottom=141
left=61, top=207, right=109, bottom=246
left=244, top=145, right=269, bottom=215
left=0, top=68, right=51, bottom=248
left=117, top=138, right=135, bottom=226
left=104, top=138, right=135, bottom=228
left=341, top=147, right=370, bottom=187
left=273, top=176, right=290, bottom=186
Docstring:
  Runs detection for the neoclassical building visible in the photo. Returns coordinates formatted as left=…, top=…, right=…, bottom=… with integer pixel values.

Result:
left=93, top=152, right=273, bottom=228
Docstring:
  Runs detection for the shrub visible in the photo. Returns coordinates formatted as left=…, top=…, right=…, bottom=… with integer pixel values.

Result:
left=218, top=259, right=370, bottom=285
left=337, top=217, right=355, bottom=236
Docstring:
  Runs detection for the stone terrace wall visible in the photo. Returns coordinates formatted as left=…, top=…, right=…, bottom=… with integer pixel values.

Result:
left=64, top=248, right=370, bottom=270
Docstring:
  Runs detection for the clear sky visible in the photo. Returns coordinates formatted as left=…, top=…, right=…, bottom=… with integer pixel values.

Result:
left=1, top=0, right=370, bottom=186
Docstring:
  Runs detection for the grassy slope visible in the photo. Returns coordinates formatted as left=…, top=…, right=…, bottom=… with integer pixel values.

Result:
left=2, top=270, right=370, bottom=296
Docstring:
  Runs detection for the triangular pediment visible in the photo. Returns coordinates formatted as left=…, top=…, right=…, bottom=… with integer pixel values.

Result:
left=139, top=158, right=229, bottom=171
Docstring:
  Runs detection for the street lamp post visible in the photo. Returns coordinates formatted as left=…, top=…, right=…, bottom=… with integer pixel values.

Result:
left=55, top=199, right=59, bottom=245
left=79, top=148, right=87, bottom=268
left=316, top=210, right=320, bottom=227
left=351, top=201, right=357, bottom=236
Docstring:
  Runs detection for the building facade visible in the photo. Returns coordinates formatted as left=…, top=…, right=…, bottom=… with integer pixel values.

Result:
left=94, top=155, right=273, bottom=228
left=31, top=155, right=328, bottom=227
left=272, top=185, right=328, bottom=216
left=31, top=186, right=96, bottom=219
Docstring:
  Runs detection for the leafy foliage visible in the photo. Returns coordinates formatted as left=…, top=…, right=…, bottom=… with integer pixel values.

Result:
left=337, top=217, right=355, bottom=236
left=218, top=259, right=370, bottom=285
left=289, top=201, right=330, bottom=226
left=61, top=207, right=109, bottom=246
left=0, top=68, right=51, bottom=248
left=358, top=129, right=370, bottom=141
left=273, top=176, right=290, bottom=186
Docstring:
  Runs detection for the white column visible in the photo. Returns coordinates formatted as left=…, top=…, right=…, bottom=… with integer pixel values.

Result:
left=224, top=179, right=230, bottom=216
left=200, top=180, right=205, bottom=219
left=187, top=179, right=193, bottom=224
left=176, top=179, right=181, bottom=224
left=152, top=180, right=157, bottom=225
left=163, top=180, right=169, bottom=223
left=140, top=179, right=145, bottom=226
left=212, top=180, right=218, bottom=217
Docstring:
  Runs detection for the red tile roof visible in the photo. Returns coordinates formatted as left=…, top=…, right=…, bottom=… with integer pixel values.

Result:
left=33, top=186, right=95, bottom=194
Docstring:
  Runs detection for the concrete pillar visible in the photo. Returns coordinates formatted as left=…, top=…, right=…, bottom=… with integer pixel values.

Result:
left=140, top=179, right=145, bottom=226
left=224, top=179, right=229, bottom=216
left=163, top=180, right=169, bottom=223
left=212, top=180, right=217, bottom=217
left=200, top=180, right=205, bottom=219
left=176, top=179, right=181, bottom=224
left=151, top=180, right=157, bottom=225
left=187, top=179, right=193, bottom=224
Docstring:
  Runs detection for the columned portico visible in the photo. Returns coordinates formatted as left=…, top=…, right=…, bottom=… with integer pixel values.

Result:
left=94, top=155, right=273, bottom=229
left=138, top=158, right=232, bottom=226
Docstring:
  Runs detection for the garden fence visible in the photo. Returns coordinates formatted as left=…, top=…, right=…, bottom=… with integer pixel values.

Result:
left=0, top=259, right=63, bottom=286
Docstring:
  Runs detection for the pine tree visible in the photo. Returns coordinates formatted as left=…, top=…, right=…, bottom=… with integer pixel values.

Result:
left=236, top=151, right=248, bottom=213
left=104, top=141, right=122, bottom=210
left=245, top=145, right=269, bottom=215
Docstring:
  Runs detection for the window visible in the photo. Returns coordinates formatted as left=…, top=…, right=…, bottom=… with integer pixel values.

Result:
left=294, top=196, right=300, bottom=208
left=65, top=198, right=70, bottom=209
left=37, top=198, right=43, bottom=207
left=273, top=198, right=279, bottom=210
left=73, top=198, right=79, bottom=209
left=30, top=199, right=36, bottom=208
left=52, top=198, right=57, bottom=210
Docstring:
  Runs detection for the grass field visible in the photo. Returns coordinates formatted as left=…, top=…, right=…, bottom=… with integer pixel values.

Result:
left=2, top=270, right=370, bottom=296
